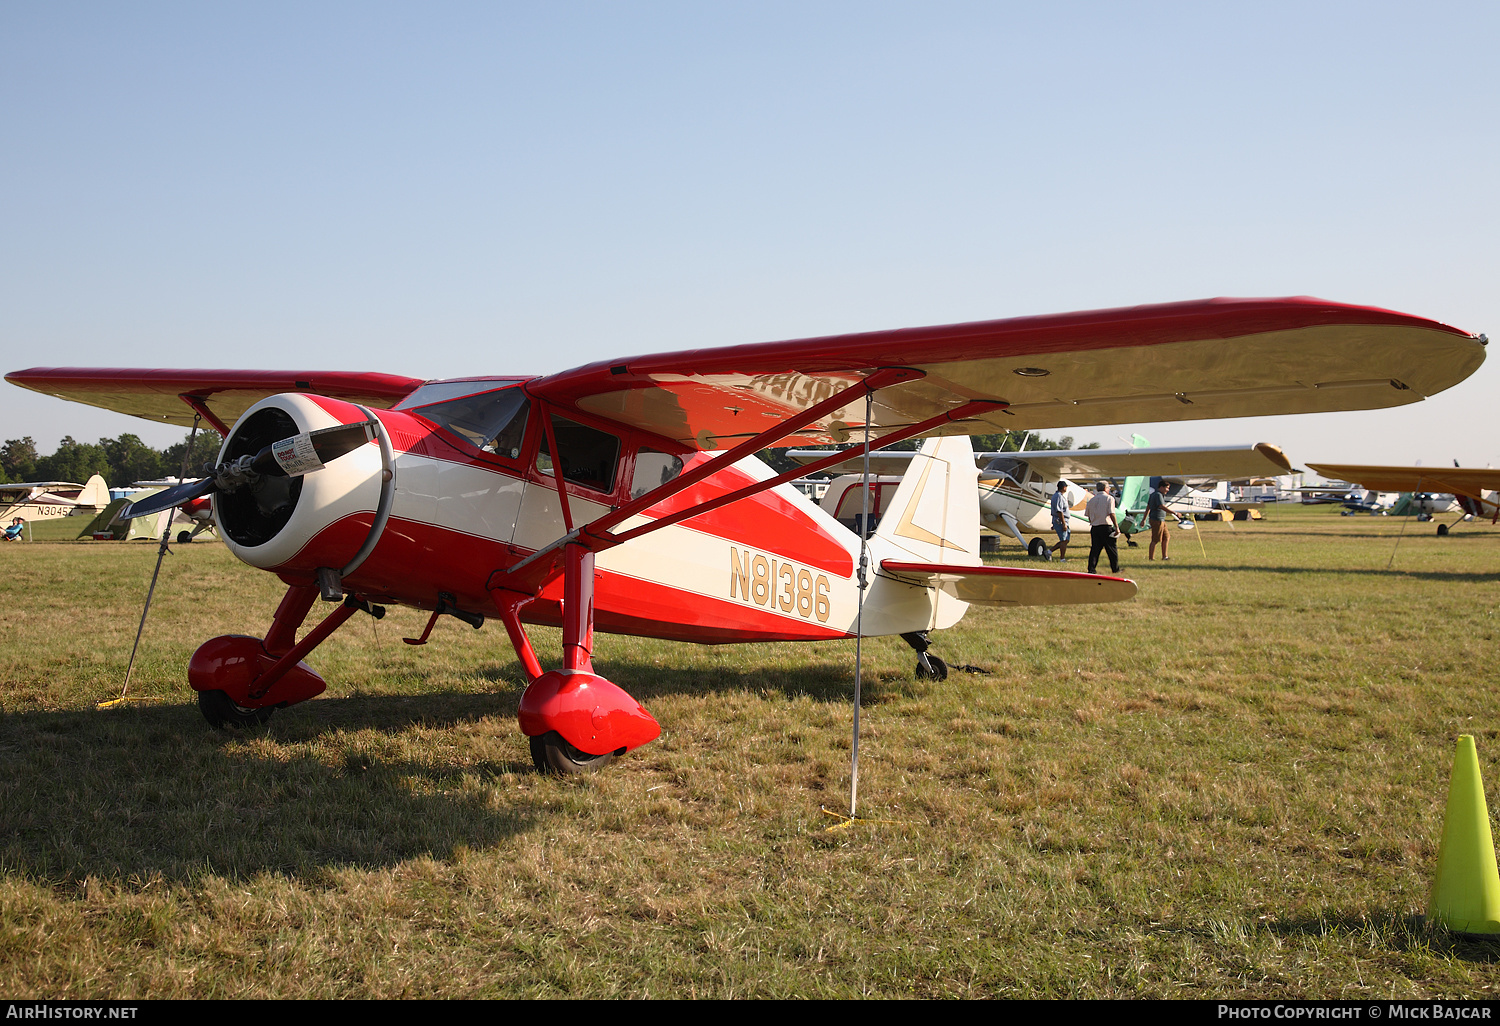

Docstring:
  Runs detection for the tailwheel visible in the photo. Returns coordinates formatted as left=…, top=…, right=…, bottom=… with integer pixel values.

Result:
left=530, top=730, right=624, bottom=775
left=197, top=689, right=275, bottom=729
left=915, top=654, right=948, bottom=681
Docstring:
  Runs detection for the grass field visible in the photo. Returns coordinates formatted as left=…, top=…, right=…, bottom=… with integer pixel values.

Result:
left=1, top=505, right=1498, bottom=998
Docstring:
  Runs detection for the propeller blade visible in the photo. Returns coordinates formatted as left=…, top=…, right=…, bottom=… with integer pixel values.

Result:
left=122, top=419, right=377, bottom=521
left=120, top=477, right=217, bottom=520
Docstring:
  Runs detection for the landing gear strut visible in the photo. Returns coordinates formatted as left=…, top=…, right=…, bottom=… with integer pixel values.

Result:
left=188, top=584, right=384, bottom=730
left=495, top=542, right=661, bottom=774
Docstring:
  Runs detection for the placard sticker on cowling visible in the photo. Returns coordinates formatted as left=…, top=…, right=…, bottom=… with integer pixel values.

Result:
left=271, top=433, right=325, bottom=476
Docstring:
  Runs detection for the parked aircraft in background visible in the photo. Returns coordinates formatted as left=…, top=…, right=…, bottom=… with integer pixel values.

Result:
left=1337, top=489, right=1397, bottom=516
left=5, top=297, right=1485, bottom=773
left=1307, top=463, right=1500, bottom=535
left=789, top=441, right=1294, bottom=556
left=79, top=491, right=215, bottom=543
left=0, top=475, right=109, bottom=524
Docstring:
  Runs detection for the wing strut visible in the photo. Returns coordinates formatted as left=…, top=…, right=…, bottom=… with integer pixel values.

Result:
left=178, top=394, right=231, bottom=437
left=848, top=389, right=874, bottom=821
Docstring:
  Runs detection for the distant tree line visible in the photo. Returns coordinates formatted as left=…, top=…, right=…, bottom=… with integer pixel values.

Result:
left=759, top=430, right=1099, bottom=475
left=0, top=432, right=222, bottom=486
left=2, top=426, right=1101, bottom=485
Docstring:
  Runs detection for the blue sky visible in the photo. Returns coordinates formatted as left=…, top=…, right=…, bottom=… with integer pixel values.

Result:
left=3, top=2, right=1496, bottom=470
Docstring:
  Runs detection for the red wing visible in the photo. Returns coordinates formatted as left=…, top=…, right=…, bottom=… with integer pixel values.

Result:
left=4, top=368, right=425, bottom=432
left=526, top=297, right=1483, bottom=450
left=1306, top=464, right=1500, bottom=500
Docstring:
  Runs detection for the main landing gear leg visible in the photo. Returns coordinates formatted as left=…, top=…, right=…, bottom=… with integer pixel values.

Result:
left=497, top=543, right=661, bottom=774
left=902, top=630, right=949, bottom=682
left=188, top=582, right=383, bottom=729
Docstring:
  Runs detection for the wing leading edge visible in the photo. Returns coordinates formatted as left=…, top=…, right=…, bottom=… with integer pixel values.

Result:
left=4, top=368, right=425, bottom=433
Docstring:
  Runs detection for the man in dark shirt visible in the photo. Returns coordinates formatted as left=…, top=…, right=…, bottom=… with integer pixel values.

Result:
left=1147, top=480, right=1171, bottom=561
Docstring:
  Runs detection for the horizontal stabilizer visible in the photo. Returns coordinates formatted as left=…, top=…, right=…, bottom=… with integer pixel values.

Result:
left=881, top=560, right=1136, bottom=607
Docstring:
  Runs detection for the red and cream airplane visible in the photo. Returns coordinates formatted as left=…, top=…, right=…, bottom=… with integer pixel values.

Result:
left=5, top=297, right=1486, bottom=772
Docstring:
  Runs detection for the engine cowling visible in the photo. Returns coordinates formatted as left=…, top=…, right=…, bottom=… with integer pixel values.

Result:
left=216, top=393, right=389, bottom=575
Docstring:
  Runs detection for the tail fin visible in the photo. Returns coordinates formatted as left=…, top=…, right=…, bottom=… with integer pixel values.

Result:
left=873, top=434, right=979, bottom=563
left=1120, top=473, right=1152, bottom=513
left=78, top=474, right=110, bottom=509
left=1119, top=434, right=1151, bottom=513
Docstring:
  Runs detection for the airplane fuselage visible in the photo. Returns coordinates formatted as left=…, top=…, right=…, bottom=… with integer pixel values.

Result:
left=221, top=391, right=971, bottom=646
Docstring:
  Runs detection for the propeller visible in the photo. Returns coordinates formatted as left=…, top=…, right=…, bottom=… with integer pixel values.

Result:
left=121, top=419, right=377, bottom=520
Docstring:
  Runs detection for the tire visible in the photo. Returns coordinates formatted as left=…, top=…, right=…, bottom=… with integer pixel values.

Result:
left=530, top=730, right=620, bottom=775
left=1437, top=523, right=1449, bottom=537
left=915, top=655, right=948, bottom=682
left=1028, top=537, right=1049, bottom=559
left=177, top=531, right=193, bottom=544
left=198, top=689, right=275, bottom=729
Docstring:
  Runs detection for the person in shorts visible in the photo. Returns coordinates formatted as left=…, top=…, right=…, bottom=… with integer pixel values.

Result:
left=1147, top=479, right=1172, bottom=560
left=1049, top=480, right=1071, bottom=560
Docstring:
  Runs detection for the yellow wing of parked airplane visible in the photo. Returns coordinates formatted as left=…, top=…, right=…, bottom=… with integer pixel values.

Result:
left=789, top=443, right=1294, bottom=481
left=1308, top=463, right=1500, bottom=533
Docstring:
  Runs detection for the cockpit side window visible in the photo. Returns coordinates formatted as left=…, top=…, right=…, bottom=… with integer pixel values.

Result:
left=414, top=386, right=530, bottom=459
left=630, top=449, right=684, bottom=500
left=536, top=414, right=620, bottom=493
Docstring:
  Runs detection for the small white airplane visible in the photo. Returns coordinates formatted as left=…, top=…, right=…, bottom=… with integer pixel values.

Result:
left=0, top=474, right=110, bottom=525
left=789, top=441, right=1294, bottom=556
left=3, top=297, right=1485, bottom=773
left=1307, top=463, right=1500, bottom=535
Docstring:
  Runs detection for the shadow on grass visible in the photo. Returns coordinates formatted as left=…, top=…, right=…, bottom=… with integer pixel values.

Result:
left=598, top=659, right=864, bottom=704
left=470, top=653, right=896, bottom=706
left=1265, top=911, right=1500, bottom=962
left=0, top=656, right=895, bottom=887
left=1165, top=565, right=1500, bottom=584
left=0, top=697, right=540, bottom=887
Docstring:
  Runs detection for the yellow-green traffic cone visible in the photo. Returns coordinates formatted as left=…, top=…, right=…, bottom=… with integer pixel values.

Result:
left=1428, top=735, right=1500, bottom=934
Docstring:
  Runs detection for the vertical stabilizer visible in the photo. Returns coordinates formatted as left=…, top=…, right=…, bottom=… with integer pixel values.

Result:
left=1120, top=435, right=1151, bottom=513
left=78, top=474, right=110, bottom=509
left=872, top=435, right=980, bottom=564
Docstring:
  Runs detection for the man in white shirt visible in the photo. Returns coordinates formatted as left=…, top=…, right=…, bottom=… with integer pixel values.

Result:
left=1085, top=481, right=1121, bottom=575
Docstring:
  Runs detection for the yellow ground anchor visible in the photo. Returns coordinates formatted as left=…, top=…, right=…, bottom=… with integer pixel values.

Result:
left=95, top=696, right=162, bottom=709
left=1427, top=734, right=1500, bottom=935
left=819, top=806, right=906, bottom=832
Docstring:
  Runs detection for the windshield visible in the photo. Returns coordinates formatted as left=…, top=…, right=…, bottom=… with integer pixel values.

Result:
left=413, top=385, right=530, bottom=458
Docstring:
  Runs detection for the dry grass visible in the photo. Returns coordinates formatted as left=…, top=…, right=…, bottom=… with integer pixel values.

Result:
left=1, top=506, right=1499, bottom=997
